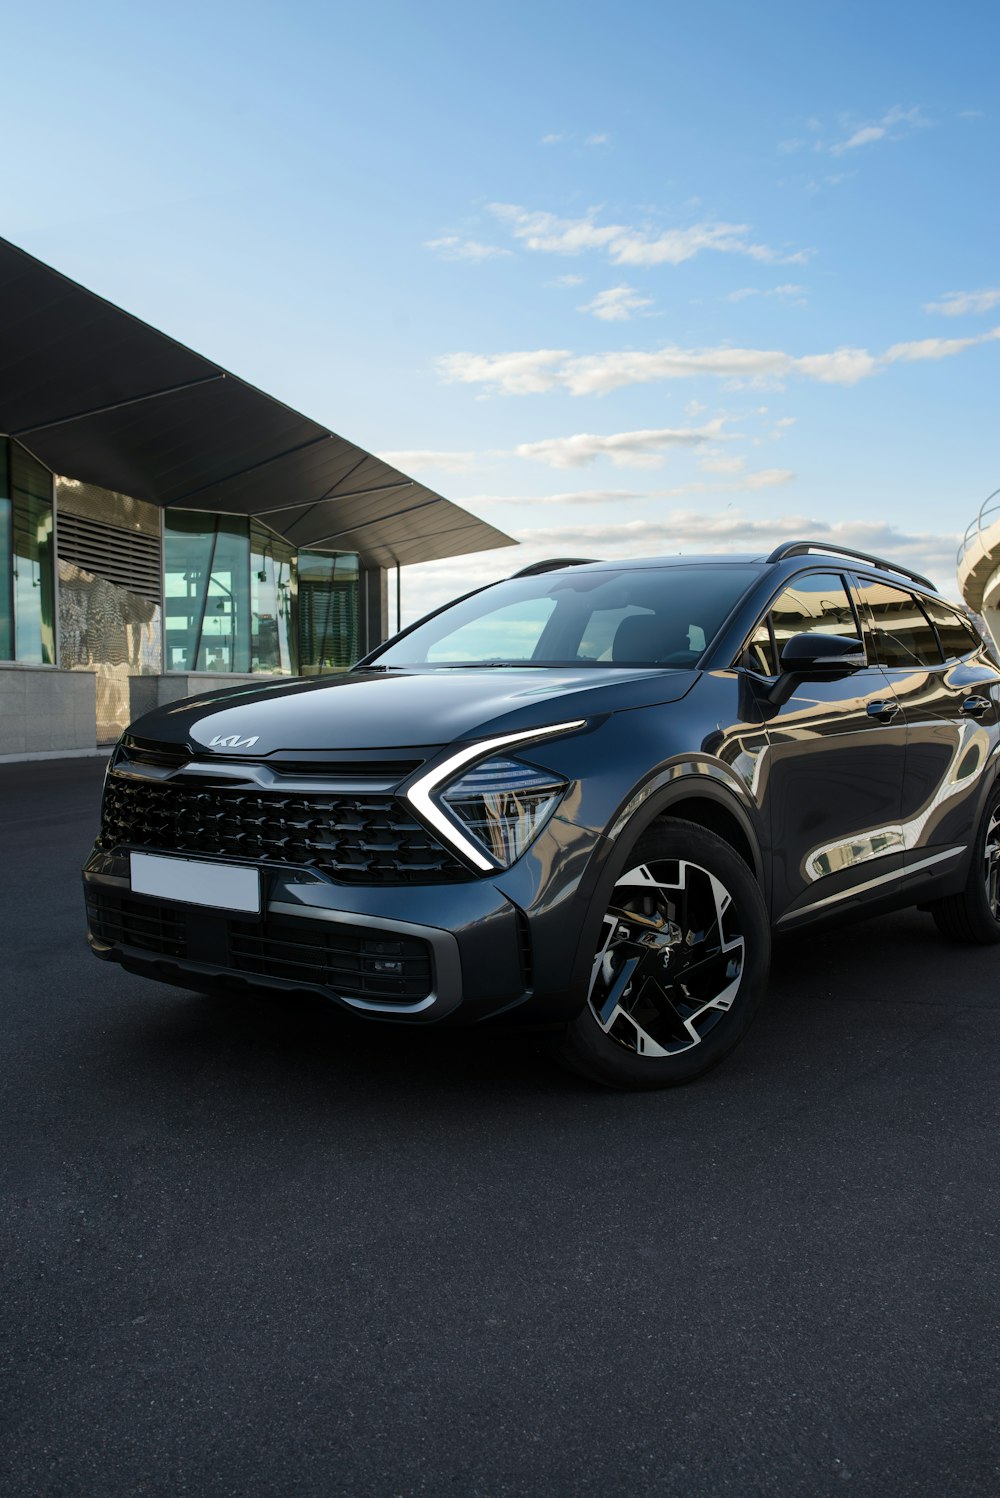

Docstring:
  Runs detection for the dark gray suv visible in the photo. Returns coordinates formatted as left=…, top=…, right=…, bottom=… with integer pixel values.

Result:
left=84, top=541, right=1000, bottom=1089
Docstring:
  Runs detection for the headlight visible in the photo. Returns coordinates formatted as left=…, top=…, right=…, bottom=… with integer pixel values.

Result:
left=404, top=719, right=585, bottom=871
left=442, top=757, right=567, bottom=867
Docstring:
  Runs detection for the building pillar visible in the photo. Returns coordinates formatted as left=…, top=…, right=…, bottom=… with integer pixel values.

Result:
left=360, top=565, right=389, bottom=655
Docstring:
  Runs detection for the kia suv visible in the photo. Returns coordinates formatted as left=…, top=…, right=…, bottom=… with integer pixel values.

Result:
left=83, top=542, right=1000, bottom=1089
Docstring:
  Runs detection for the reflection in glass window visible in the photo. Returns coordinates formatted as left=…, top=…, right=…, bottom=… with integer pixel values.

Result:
left=919, top=596, right=980, bottom=663
left=855, top=580, right=943, bottom=669
left=376, top=566, right=759, bottom=669
left=164, top=512, right=250, bottom=673
left=11, top=442, right=55, bottom=664
left=426, top=595, right=557, bottom=662
left=767, top=572, right=859, bottom=666
left=250, top=523, right=297, bottom=675
left=297, top=552, right=359, bottom=674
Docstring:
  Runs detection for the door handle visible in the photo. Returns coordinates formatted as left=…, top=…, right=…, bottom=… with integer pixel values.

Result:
left=867, top=700, right=900, bottom=723
left=961, top=695, right=991, bottom=718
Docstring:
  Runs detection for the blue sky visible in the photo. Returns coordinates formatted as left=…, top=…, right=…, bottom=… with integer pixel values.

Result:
left=3, top=0, right=998, bottom=620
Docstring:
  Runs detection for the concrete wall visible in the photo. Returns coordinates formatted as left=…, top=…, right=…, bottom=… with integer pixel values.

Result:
left=0, top=665, right=97, bottom=758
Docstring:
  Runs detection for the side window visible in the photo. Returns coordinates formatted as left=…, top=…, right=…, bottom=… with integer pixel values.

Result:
left=740, top=572, right=857, bottom=676
left=769, top=572, right=860, bottom=663
left=854, top=580, right=943, bottom=669
left=744, top=618, right=776, bottom=675
left=919, top=596, right=981, bottom=662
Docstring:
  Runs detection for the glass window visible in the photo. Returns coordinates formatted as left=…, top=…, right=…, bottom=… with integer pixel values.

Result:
left=743, top=618, right=777, bottom=676
left=11, top=442, right=55, bottom=664
left=919, top=596, right=981, bottom=663
left=374, top=565, right=761, bottom=669
left=164, top=512, right=250, bottom=673
left=250, top=522, right=297, bottom=675
left=767, top=572, right=860, bottom=669
left=297, top=552, right=359, bottom=675
left=426, top=595, right=558, bottom=663
left=0, top=439, right=11, bottom=660
left=855, top=579, right=943, bottom=669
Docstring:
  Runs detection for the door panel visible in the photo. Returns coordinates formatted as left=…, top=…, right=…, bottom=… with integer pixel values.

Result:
left=852, top=577, right=1000, bottom=875
left=762, top=671, right=908, bottom=920
left=733, top=570, right=907, bottom=922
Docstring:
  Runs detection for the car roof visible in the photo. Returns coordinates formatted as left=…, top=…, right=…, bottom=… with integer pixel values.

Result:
left=520, top=549, right=938, bottom=593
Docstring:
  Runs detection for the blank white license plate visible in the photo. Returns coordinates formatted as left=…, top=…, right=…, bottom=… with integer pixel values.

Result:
left=129, top=852, right=261, bottom=915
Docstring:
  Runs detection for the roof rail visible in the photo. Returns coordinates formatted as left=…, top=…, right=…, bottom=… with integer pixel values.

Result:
left=510, top=557, right=598, bottom=578
left=766, top=541, right=936, bottom=593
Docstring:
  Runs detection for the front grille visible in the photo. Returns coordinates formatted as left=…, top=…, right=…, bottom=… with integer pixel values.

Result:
left=228, top=918, right=432, bottom=1001
left=86, top=890, right=186, bottom=957
left=86, top=888, right=433, bottom=1004
left=99, top=773, right=469, bottom=884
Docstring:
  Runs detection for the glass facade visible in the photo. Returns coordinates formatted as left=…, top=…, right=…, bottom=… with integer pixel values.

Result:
left=2, top=446, right=364, bottom=714
left=0, top=438, right=55, bottom=664
left=165, top=511, right=357, bottom=677
left=56, top=479, right=163, bottom=741
left=165, top=512, right=252, bottom=673
left=250, top=522, right=296, bottom=675
left=297, top=551, right=359, bottom=674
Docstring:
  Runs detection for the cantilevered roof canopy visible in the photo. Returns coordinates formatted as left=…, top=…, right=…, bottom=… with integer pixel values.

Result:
left=0, top=237, right=515, bottom=569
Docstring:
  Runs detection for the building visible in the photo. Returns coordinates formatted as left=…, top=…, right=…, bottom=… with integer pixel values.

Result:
left=957, top=488, right=1000, bottom=650
left=0, top=238, right=514, bottom=758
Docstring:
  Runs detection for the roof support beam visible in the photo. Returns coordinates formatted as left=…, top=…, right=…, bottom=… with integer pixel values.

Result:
left=246, top=479, right=414, bottom=521
left=302, top=495, right=441, bottom=549
left=12, top=373, right=226, bottom=436
left=168, top=433, right=336, bottom=505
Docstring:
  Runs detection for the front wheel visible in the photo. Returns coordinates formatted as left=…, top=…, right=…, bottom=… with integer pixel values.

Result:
left=554, top=819, right=770, bottom=1090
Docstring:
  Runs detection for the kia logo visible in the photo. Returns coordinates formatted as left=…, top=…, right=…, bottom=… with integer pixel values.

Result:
left=209, top=734, right=260, bottom=749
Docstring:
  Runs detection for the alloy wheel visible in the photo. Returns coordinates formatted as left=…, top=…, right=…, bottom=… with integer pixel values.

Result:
left=588, top=858, right=746, bottom=1058
left=984, top=808, right=1000, bottom=920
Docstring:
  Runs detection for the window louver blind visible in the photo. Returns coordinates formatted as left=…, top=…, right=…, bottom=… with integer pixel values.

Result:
left=56, top=511, right=162, bottom=603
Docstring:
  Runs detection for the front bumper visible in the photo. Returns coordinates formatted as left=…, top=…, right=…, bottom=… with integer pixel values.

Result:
left=83, top=848, right=536, bottom=1024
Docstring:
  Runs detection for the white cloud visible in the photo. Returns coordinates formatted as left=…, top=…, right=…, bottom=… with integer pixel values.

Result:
left=399, top=514, right=959, bottom=624
left=377, top=449, right=483, bottom=474
left=515, top=420, right=728, bottom=470
left=541, top=132, right=567, bottom=145
left=439, top=325, right=1000, bottom=398
left=585, top=133, right=609, bottom=146
left=745, top=468, right=795, bottom=489
left=579, top=284, right=653, bottom=321
left=700, top=453, right=746, bottom=475
left=551, top=273, right=585, bottom=287
left=924, top=288, right=1000, bottom=317
left=437, top=349, right=570, bottom=394
left=829, top=105, right=928, bottom=156
left=424, top=236, right=512, bottom=262
left=488, top=202, right=808, bottom=268
left=485, top=488, right=651, bottom=507
left=726, top=284, right=807, bottom=304
left=883, top=328, right=1000, bottom=363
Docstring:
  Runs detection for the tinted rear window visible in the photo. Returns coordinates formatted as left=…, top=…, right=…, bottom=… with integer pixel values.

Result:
left=373, top=566, right=762, bottom=668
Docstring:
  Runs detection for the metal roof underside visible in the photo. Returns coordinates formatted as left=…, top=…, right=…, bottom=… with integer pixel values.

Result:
left=0, top=238, right=515, bottom=569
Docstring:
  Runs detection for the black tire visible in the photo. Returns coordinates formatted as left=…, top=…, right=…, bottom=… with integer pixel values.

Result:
left=930, top=786, right=1000, bottom=945
left=553, top=819, right=770, bottom=1090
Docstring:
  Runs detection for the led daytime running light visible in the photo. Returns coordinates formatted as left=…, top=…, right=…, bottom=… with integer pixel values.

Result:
left=405, top=720, right=586, bottom=871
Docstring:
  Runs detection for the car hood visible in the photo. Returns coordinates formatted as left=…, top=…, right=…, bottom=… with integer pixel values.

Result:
left=127, top=666, right=700, bottom=756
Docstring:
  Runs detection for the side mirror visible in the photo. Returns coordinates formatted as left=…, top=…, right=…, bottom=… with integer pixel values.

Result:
left=778, top=631, right=866, bottom=677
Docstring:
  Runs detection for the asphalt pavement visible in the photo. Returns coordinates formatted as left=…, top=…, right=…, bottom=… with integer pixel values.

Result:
left=2, top=757, right=999, bottom=1497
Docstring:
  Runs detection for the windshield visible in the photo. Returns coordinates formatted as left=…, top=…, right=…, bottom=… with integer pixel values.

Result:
left=371, top=565, right=761, bottom=669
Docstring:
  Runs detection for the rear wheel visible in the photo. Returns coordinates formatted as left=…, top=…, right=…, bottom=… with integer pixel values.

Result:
left=930, top=787, right=1000, bottom=944
left=554, top=819, right=770, bottom=1090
